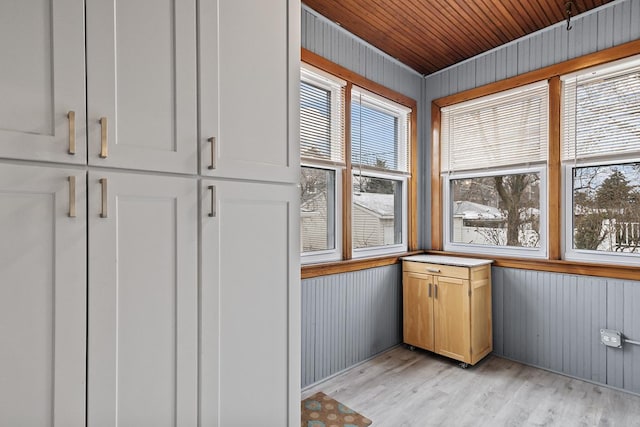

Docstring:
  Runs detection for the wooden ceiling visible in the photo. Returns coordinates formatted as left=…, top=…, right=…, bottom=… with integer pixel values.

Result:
left=303, top=0, right=614, bottom=75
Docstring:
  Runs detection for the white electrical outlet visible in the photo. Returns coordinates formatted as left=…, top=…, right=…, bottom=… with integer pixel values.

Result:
left=600, top=329, right=623, bottom=348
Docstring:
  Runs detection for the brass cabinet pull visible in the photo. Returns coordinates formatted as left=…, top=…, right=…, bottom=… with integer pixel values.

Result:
left=208, top=137, right=216, bottom=170
left=99, top=117, right=108, bottom=158
left=428, top=283, right=432, bottom=298
left=68, top=176, right=76, bottom=217
left=208, top=185, right=216, bottom=217
left=68, top=111, right=76, bottom=155
left=434, top=284, right=438, bottom=299
left=427, top=267, right=441, bottom=273
left=99, top=178, right=107, bottom=218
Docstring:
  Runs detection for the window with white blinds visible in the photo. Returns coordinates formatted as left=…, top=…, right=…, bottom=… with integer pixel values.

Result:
left=562, top=56, right=640, bottom=162
left=441, top=81, right=549, bottom=173
left=300, top=66, right=345, bottom=163
left=351, top=87, right=411, bottom=173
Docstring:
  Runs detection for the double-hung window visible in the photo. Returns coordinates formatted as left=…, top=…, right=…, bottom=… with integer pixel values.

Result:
left=300, top=55, right=416, bottom=266
left=351, top=88, right=410, bottom=257
left=441, top=81, right=549, bottom=258
left=562, top=55, right=640, bottom=265
left=300, top=64, right=346, bottom=264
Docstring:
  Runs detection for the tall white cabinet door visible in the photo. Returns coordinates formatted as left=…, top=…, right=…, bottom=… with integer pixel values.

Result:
left=88, top=171, right=198, bottom=426
left=86, top=0, right=197, bottom=174
left=0, top=163, right=86, bottom=427
left=0, top=1, right=86, bottom=164
left=200, top=179, right=300, bottom=426
left=199, top=0, right=300, bottom=183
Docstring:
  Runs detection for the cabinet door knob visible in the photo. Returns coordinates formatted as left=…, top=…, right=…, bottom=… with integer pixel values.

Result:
left=208, top=137, right=216, bottom=170
left=99, top=117, right=108, bottom=158
left=68, top=111, right=76, bottom=155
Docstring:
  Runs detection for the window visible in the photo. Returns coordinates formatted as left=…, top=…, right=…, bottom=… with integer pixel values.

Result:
left=300, top=64, right=345, bottom=264
left=562, top=55, right=640, bottom=265
left=300, top=56, right=416, bottom=265
left=441, top=82, right=548, bottom=258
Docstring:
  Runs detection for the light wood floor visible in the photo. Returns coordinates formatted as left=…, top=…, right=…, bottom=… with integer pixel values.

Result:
left=302, top=346, right=640, bottom=427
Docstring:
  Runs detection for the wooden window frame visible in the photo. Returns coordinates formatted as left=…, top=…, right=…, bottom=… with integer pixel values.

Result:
left=431, top=39, right=640, bottom=281
left=301, top=48, right=418, bottom=278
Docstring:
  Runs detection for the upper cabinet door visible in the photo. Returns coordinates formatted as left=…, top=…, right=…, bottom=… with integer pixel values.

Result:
left=199, top=0, right=300, bottom=183
left=87, top=171, right=198, bottom=426
left=0, top=163, right=86, bottom=427
left=0, top=0, right=86, bottom=164
left=86, top=0, right=197, bottom=174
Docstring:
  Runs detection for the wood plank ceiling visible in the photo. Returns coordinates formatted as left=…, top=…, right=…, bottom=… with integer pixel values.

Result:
left=303, top=0, right=614, bottom=75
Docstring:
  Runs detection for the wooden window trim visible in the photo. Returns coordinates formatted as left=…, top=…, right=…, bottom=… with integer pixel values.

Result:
left=302, top=250, right=423, bottom=279
left=301, top=48, right=418, bottom=275
left=431, top=39, right=640, bottom=276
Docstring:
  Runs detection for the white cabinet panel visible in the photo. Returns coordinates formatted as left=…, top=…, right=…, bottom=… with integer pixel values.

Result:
left=87, top=0, right=197, bottom=174
left=0, top=0, right=86, bottom=163
left=199, top=0, right=300, bottom=183
left=0, top=163, right=86, bottom=427
left=200, top=179, right=300, bottom=426
left=88, top=171, right=198, bottom=426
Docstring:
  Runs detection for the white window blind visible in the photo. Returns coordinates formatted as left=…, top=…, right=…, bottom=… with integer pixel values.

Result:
left=300, top=66, right=346, bottom=163
left=351, top=87, right=411, bottom=173
left=562, top=57, right=640, bottom=162
left=441, top=81, right=549, bottom=173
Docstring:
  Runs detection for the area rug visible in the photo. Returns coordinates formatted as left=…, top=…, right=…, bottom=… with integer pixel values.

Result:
left=301, top=391, right=373, bottom=427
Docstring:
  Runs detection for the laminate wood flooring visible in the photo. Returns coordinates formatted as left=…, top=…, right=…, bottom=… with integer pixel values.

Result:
left=302, top=346, right=640, bottom=427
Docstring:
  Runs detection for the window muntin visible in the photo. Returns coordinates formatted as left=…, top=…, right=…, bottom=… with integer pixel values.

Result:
left=352, top=173, right=407, bottom=258
left=562, top=55, right=640, bottom=265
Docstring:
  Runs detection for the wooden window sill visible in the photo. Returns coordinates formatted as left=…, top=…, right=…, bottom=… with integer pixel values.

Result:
left=301, top=251, right=423, bottom=279
left=425, top=250, right=640, bottom=281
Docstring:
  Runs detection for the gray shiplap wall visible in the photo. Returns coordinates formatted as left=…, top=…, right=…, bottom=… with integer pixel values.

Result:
left=493, top=268, right=640, bottom=395
left=301, top=5, right=422, bottom=388
left=425, top=0, right=640, bottom=396
left=301, top=264, right=402, bottom=388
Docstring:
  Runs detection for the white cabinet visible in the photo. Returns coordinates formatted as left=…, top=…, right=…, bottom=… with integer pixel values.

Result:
left=198, top=0, right=299, bottom=183
left=0, top=163, right=86, bottom=427
left=200, top=179, right=300, bottom=426
left=87, top=171, right=198, bottom=426
left=0, top=0, right=86, bottom=164
left=87, top=0, right=198, bottom=173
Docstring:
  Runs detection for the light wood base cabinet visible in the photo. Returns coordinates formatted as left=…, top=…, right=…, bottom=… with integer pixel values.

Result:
left=402, top=256, right=492, bottom=366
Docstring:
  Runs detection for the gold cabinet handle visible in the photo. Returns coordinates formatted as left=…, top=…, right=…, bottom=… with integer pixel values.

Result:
left=434, top=284, right=438, bottom=299
left=99, top=117, right=108, bottom=158
left=208, top=185, right=216, bottom=217
left=428, top=283, right=432, bottom=298
left=68, top=176, right=76, bottom=217
left=99, top=178, right=107, bottom=218
left=208, top=137, right=216, bottom=170
left=68, top=111, right=76, bottom=155
left=427, top=267, right=441, bottom=273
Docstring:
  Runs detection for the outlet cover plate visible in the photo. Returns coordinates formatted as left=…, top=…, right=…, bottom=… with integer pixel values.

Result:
left=601, top=329, right=622, bottom=348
